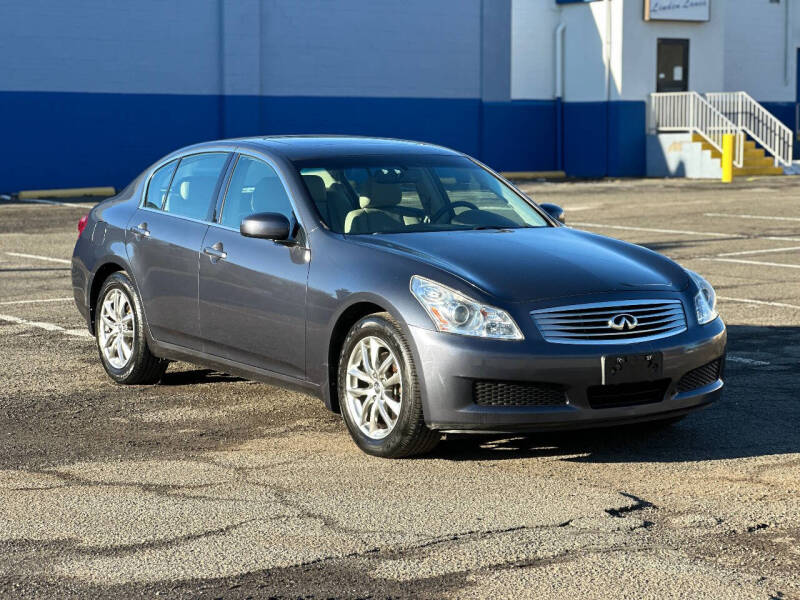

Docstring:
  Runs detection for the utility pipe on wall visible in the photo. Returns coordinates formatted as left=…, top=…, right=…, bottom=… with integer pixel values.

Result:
left=555, top=22, right=566, bottom=171
left=604, top=0, right=612, bottom=102
left=555, top=22, right=566, bottom=98
left=603, top=0, right=612, bottom=177
left=784, top=0, right=791, bottom=85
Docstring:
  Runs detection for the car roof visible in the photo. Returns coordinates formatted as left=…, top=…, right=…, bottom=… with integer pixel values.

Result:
left=191, top=135, right=463, bottom=162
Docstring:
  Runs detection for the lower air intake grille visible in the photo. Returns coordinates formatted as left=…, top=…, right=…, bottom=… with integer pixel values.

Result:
left=473, top=381, right=567, bottom=407
left=677, top=359, right=723, bottom=393
left=587, top=379, right=670, bottom=409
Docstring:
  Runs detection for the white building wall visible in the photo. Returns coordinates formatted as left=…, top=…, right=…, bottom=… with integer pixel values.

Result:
left=259, top=0, right=482, bottom=98
left=620, top=0, right=725, bottom=101
left=513, top=0, right=737, bottom=103
left=510, top=0, right=558, bottom=99
left=0, top=0, right=484, bottom=99
left=724, top=0, right=800, bottom=102
left=0, top=0, right=222, bottom=94
left=511, top=0, right=623, bottom=102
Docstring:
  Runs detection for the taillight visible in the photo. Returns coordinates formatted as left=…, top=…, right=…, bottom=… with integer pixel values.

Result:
left=77, top=214, right=89, bottom=237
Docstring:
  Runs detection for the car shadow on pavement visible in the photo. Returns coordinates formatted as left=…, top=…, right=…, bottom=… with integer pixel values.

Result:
left=158, top=369, right=246, bottom=386
left=434, top=325, right=800, bottom=464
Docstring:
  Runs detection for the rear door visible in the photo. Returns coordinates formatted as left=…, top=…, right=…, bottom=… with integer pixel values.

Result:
left=198, top=153, right=309, bottom=378
left=126, top=152, right=231, bottom=349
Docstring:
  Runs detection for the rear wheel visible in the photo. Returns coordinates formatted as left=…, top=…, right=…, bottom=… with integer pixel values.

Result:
left=338, top=313, right=439, bottom=458
left=96, top=272, right=167, bottom=385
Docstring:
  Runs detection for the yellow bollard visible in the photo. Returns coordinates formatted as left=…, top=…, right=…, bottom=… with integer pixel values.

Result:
left=721, top=134, right=734, bottom=183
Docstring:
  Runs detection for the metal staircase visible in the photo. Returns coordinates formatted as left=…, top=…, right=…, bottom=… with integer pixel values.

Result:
left=651, top=91, right=793, bottom=177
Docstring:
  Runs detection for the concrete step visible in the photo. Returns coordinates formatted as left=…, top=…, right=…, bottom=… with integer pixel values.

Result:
left=690, top=134, right=783, bottom=176
left=783, top=161, right=800, bottom=175
left=648, top=133, right=722, bottom=178
left=733, top=165, right=784, bottom=176
left=743, top=156, right=777, bottom=168
left=692, top=135, right=767, bottom=161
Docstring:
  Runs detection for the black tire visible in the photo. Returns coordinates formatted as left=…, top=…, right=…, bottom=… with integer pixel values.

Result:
left=95, top=272, right=167, bottom=385
left=338, top=312, right=439, bottom=458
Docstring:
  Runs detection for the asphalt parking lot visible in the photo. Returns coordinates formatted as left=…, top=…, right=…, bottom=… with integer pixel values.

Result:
left=1, top=178, right=799, bottom=599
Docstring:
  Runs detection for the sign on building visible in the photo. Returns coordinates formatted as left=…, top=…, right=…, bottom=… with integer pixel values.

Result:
left=644, top=0, right=710, bottom=22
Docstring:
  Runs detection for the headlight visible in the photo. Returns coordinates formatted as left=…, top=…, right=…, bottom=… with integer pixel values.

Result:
left=686, top=270, right=718, bottom=325
left=410, top=275, right=523, bottom=340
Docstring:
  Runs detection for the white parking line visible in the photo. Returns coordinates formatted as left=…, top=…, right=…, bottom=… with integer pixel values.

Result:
left=705, top=212, right=800, bottom=223
left=564, top=204, right=603, bottom=212
left=718, top=296, right=800, bottom=310
left=727, top=356, right=771, bottom=366
left=573, top=222, right=800, bottom=242
left=572, top=222, right=734, bottom=238
left=716, top=245, right=800, bottom=257
left=0, top=313, right=91, bottom=338
left=0, top=297, right=73, bottom=306
left=703, top=257, right=800, bottom=270
left=5, top=252, right=71, bottom=264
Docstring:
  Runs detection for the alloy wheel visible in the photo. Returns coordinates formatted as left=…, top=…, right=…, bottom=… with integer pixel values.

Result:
left=98, top=288, right=135, bottom=369
left=344, top=336, right=403, bottom=440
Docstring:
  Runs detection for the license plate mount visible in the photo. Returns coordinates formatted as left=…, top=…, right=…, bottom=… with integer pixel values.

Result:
left=602, top=352, right=663, bottom=385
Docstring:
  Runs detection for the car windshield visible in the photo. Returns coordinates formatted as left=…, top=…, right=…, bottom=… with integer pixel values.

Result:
left=294, top=155, right=550, bottom=234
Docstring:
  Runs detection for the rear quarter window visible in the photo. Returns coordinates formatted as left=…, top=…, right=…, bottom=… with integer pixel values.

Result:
left=144, top=160, right=178, bottom=210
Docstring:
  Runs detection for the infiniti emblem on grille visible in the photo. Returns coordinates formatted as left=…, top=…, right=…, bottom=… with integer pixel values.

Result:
left=608, top=313, right=638, bottom=331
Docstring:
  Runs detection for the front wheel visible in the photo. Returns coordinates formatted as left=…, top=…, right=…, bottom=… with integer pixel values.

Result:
left=338, top=313, right=439, bottom=458
left=96, top=272, right=167, bottom=385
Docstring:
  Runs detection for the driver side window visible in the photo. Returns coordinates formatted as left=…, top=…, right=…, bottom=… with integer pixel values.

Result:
left=220, top=156, right=293, bottom=229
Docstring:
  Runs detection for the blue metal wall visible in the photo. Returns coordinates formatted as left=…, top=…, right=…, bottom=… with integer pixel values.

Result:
left=0, top=0, right=645, bottom=191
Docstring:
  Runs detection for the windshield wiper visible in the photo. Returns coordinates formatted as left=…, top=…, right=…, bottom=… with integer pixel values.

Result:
left=469, top=225, right=527, bottom=231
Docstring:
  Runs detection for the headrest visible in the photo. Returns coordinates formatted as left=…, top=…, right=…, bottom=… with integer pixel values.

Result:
left=177, top=176, right=217, bottom=201
left=302, top=174, right=326, bottom=203
left=359, top=181, right=402, bottom=209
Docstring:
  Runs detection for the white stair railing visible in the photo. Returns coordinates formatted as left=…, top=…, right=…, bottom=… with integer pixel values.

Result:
left=705, top=91, right=793, bottom=167
left=650, top=92, right=744, bottom=168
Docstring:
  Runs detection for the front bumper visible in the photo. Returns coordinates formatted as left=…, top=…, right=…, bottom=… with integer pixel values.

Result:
left=408, top=317, right=726, bottom=431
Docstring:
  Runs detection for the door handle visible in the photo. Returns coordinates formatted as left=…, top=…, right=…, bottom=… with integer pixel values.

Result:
left=203, top=242, right=227, bottom=261
left=129, top=222, right=150, bottom=237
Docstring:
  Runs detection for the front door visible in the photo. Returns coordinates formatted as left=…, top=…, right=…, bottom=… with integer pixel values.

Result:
left=126, top=152, right=230, bottom=349
left=657, top=39, right=689, bottom=93
left=198, top=154, right=309, bottom=379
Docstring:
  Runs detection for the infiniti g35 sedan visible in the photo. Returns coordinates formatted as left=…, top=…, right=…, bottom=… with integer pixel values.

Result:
left=72, top=136, right=726, bottom=457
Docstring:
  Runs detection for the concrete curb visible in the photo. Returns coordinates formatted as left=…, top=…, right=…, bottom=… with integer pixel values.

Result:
left=500, top=171, right=566, bottom=181
left=18, top=187, right=115, bottom=199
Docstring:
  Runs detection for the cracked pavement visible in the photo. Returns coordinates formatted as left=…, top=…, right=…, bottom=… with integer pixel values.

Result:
left=1, top=178, right=799, bottom=599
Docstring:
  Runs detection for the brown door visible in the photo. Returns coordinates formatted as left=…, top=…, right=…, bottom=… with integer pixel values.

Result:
left=657, top=39, right=689, bottom=93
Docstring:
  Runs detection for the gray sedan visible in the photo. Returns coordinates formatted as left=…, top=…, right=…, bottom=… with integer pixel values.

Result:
left=72, top=137, right=726, bottom=457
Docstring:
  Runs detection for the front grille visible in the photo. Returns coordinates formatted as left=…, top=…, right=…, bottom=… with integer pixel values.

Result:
left=473, top=381, right=567, bottom=407
left=677, top=359, right=723, bottom=393
left=531, top=299, right=687, bottom=344
left=587, top=379, right=670, bottom=409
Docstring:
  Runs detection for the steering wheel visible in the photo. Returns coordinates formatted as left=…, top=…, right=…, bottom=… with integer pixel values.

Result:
left=430, top=201, right=480, bottom=223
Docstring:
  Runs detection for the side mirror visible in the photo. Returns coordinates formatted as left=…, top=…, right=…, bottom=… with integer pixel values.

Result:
left=540, top=203, right=565, bottom=224
left=240, top=212, right=291, bottom=240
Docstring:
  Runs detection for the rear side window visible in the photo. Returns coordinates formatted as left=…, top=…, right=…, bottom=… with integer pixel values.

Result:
left=220, top=156, right=293, bottom=228
left=144, top=160, right=177, bottom=210
left=163, top=153, right=229, bottom=221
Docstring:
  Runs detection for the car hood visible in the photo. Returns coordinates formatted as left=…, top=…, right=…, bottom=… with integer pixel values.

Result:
left=352, top=227, right=690, bottom=302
